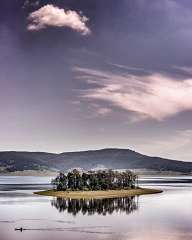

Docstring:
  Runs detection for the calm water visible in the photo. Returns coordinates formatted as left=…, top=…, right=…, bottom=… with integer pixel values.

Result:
left=0, top=176, right=192, bottom=240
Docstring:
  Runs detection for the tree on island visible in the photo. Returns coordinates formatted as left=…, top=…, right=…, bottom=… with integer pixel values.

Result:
left=52, top=169, right=138, bottom=191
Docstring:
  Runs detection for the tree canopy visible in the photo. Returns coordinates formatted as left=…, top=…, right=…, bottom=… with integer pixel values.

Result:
left=52, top=169, right=138, bottom=191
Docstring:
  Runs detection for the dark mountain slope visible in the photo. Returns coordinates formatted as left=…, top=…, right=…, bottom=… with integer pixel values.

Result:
left=0, top=148, right=191, bottom=173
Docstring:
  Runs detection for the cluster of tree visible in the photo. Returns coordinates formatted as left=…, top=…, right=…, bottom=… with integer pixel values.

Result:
left=52, top=169, right=138, bottom=191
left=51, top=196, right=138, bottom=216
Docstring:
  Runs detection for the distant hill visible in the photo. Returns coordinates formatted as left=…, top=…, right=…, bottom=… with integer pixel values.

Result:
left=0, top=148, right=192, bottom=174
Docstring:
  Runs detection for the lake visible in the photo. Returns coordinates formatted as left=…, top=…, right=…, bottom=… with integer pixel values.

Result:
left=0, top=176, right=192, bottom=240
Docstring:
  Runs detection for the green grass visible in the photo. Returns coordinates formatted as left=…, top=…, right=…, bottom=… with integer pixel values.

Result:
left=34, top=187, right=163, bottom=199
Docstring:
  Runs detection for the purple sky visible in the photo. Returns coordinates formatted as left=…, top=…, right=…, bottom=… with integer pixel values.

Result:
left=0, top=0, right=192, bottom=161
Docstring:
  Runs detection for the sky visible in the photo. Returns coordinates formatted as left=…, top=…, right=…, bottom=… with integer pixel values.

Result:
left=0, top=0, right=192, bottom=161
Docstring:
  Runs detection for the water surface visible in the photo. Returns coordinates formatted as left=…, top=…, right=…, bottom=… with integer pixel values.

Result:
left=0, top=176, right=191, bottom=240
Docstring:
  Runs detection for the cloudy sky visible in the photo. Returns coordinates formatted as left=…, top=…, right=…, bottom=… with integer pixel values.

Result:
left=1, top=0, right=192, bottom=161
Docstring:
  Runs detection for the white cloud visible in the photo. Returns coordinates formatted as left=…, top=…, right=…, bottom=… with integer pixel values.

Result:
left=74, top=67, right=192, bottom=121
left=27, top=4, right=91, bottom=35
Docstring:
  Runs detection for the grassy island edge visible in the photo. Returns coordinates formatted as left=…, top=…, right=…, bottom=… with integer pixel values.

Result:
left=34, top=187, right=163, bottom=199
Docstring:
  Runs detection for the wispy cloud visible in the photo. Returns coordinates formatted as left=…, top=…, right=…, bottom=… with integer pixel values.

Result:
left=107, top=62, right=151, bottom=74
left=96, top=107, right=112, bottom=116
left=74, top=67, right=192, bottom=121
left=174, top=66, right=192, bottom=75
left=86, top=104, right=112, bottom=118
left=27, top=4, right=91, bottom=35
left=23, top=0, right=40, bottom=8
left=137, top=129, right=192, bottom=161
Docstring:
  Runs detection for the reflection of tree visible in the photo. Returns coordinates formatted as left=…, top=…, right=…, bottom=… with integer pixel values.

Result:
left=51, top=196, right=139, bottom=216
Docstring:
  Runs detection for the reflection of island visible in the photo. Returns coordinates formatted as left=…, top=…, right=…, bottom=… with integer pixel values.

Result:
left=51, top=196, right=139, bottom=216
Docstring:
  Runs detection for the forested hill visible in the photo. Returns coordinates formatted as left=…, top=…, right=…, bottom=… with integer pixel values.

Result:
left=0, top=148, right=192, bottom=173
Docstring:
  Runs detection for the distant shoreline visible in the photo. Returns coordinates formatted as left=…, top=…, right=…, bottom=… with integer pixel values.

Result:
left=0, top=170, right=58, bottom=177
left=34, top=188, right=163, bottom=199
left=0, top=170, right=190, bottom=177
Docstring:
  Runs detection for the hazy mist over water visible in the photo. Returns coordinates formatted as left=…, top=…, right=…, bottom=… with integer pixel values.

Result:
left=0, top=176, right=191, bottom=240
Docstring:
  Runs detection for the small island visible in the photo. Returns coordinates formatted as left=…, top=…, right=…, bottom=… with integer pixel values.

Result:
left=35, top=169, right=162, bottom=199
